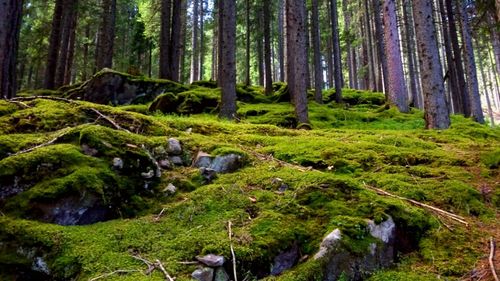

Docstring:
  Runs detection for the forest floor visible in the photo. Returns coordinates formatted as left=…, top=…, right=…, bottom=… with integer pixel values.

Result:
left=0, top=78, right=499, bottom=281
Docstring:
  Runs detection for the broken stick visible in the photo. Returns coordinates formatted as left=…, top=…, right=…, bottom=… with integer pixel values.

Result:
left=228, top=221, right=238, bottom=281
left=490, top=237, right=499, bottom=281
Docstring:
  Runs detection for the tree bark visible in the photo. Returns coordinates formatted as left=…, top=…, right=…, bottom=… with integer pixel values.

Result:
left=331, top=0, right=343, bottom=103
left=286, top=0, right=310, bottom=125
left=458, top=1, right=484, bottom=123
left=412, top=0, right=450, bottom=129
left=382, top=0, right=408, bottom=112
left=364, top=0, right=376, bottom=91
left=263, top=0, right=273, bottom=95
left=44, top=0, right=64, bottom=89
left=170, top=0, right=182, bottom=81
left=278, top=0, right=285, bottom=82
left=245, top=0, right=251, bottom=85
left=190, top=0, right=200, bottom=83
left=402, top=0, right=421, bottom=109
left=373, top=0, right=389, bottom=94
left=55, top=0, right=78, bottom=88
left=160, top=0, right=172, bottom=79
left=218, top=0, right=237, bottom=119
left=0, top=0, right=23, bottom=98
left=95, top=0, right=116, bottom=71
left=311, top=0, right=323, bottom=103
left=342, top=0, right=355, bottom=89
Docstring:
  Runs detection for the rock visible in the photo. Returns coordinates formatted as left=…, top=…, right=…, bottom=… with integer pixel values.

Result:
left=209, top=154, right=243, bottom=173
left=141, top=170, right=155, bottom=179
left=314, top=229, right=342, bottom=260
left=167, top=138, right=182, bottom=155
left=159, top=159, right=172, bottom=169
left=112, top=157, right=123, bottom=169
left=32, top=257, right=50, bottom=275
left=169, top=156, right=184, bottom=166
left=271, top=242, right=300, bottom=276
left=200, top=167, right=217, bottom=183
left=214, top=267, right=230, bottom=281
left=368, top=217, right=396, bottom=243
left=193, top=151, right=214, bottom=168
left=163, top=183, right=177, bottom=195
left=196, top=254, right=225, bottom=267
left=271, top=178, right=289, bottom=192
left=191, top=267, right=214, bottom=281
left=81, top=144, right=98, bottom=156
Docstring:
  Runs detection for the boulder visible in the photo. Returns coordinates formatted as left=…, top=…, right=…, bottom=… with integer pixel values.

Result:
left=149, top=89, right=219, bottom=115
left=192, top=267, right=214, bottom=281
left=193, top=151, right=214, bottom=168
left=210, top=154, right=243, bottom=173
left=270, top=242, right=300, bottom=276
left=66, top=69, right=187, bottom=105
left=196, top=254, right=225, bottom=267
left=200, top=167, right=218, bottom=183
left=167, top=138, right=182, bottom=155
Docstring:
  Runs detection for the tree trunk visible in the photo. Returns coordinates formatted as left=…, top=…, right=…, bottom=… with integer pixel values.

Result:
left=311, top=0, right=323, bottom=103
left=402, top=0, right=421, bottom=109
left=458, top=1, right=484, bottom=123
left=412, top=0, right=450, bottom=129
left=286, top=0, right=310, bottom=125
left=326, top=37, right=334, bottom=89
left=263, top=0, right=273, bottom=95
left=218, top=0, right=237, bottom=119
left=477, top=45, right=495, bottom=126
left=382, top=0, right=408, bottom=112
left=64, top=3, right=78, bottom=85
left=190, top=0, right=200, bottom=83
left=342, top=0, right=355, bottom=89
left=258, top=33, right=264, bottom=86
left=245, top=0, right=251, bottom=85
left=488, top=12, right=500, bottom=82
left=330, top=0, right=343, bottom=103
left=170, top=0, right=182, bottom=81
left=44, top=0, right=64, bottom=89
left=55, top=0, right=78, bottom=88
left=0, top=0, right=23, bottom=98
left=160, top=0, right=172, bottom=79
left=373, top=0, right=389, bottom=95
left=364, top=0, right=376, bottom=91
left=211, top=0, right=218, bottom=81
left=199, top=0, right=205, bottom=80
left=95, top=0, right=116, bottom=71
left=278, top=0, right=285, bottom=82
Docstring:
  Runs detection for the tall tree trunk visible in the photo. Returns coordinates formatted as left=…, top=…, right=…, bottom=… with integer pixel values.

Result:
left=160, top=0, right=172, bottom=79
left=477, top=46, right=495, bottom=126
left=373, top=0, right=389, bottom=94
left=190, top=0, right=200, bottom=83
left=199, top=0, right=205, bottom=80
left=258, top=33, right=264, bottom=86
left=278, top=0, right=285, bottom=82
left=330, top=0, right=343, bottom=102
left=82, top=24, right=90, bottom=81
left=263, top=0, right=273, bottom=95
left=311, top=0, right=323, bottom=103
left=218, top=0, right=237, bottom=119
left=286, top=0, right=310, bottom=125
left=95, top=0, right=116, bottom=71
left=55, top=0, right=78, bottom=88
left=211, top=0, right=218, bottom=81
left=383, top=0, right=408, bottom=112
left=458, top=1, right=484, bottom=123
left=402, top=0, right=421, bottom=109
left=170, top=0, right=182, bottom=81
left=245, top=0, right=251, bottom=85
left=44, top=0, right=64, bottom=89
left=180, top=0, right=188, bottom=82
left=488, top=12, right=500, bottom=81
left=305, top=13, right=311, bottom=90
left=364, top=0, right=376, bottom=91
left=413, top=0, right=450, bottom=129
left=0, top=0, right=23, bottom=98
left=64, top=3, right=78, bottom=85
left=326, top=37, right=334, bottom=89
left=342, top=0, right=354, bottom=89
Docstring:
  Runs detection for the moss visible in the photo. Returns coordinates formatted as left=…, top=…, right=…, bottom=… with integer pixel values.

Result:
left=17, top=89, right=63, bottom=97
left=481, top=148, right=500, bottom=168
left=368, top=271, right=440, bottom=281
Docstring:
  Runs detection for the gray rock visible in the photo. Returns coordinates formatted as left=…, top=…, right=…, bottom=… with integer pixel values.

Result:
left=163, top=183, right=177, bottom=195
left=159, top=159, right=172, bottom=169
left=209, top=154, right=243, bottom=173
left=271, top=242, right=300, bottom=276
left=81, top=144, right=98, bottom=156
left=368, top=217, right=395, bottom=243
left=32, top=257, right=50, bottom=274
left=200, top=167, right=217, bottom=183
left=314, top=229, right=342, bottom=260
left=193, top=151, right=214, bottom=168
left=167, top=138, right=182, bottom=155
left=214, top=267, right=230, bottom=281
left=169, top=156, right=184, bottom=166
left=141, top=170, right=155, bottom=179
left=112, top=157, right=123, bottom=169
left=192, top=267, right=214, bottom=281
left=196, top=254, right=225, bottom=267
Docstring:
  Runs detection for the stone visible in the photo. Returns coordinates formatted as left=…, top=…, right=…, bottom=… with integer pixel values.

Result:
left=167, top=138, right=182, bottom=155
left=141, top=170, right=155, bottom=179
left=200, top=167, right=217, bottom=183
left=214, top=267, right=230, bottom=281
left=271, top=242, right=300, bottom=276
left=314, top=229, right=342, bottom=260
left=209, top=154, right=243, bottom=173
left=32, top=256, right=50, bottom=274
left=271, top=178, right=289, bottom=192
left=81, top=144, right=98, bottom=156
left=169, top=156, right=184, bottom=166
left=159, top=159, right=172, bottom=169
left=191, top=267, right=214, bottom=281
left=193, top=151, right=214, bottom=168
left=196, top=254, right=225, bottom=267
left=368, top=217, right=396, bottom=243
left=112, top=158, right=123, bottom=170
left=163, top=183, right=177, bottom=195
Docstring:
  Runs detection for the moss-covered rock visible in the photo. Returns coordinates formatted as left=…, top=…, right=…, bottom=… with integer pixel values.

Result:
left=149, top=87, right=219, bottom=114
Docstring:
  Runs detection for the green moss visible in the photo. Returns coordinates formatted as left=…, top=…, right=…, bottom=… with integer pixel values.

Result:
left=481, top=148, right=500, bottom=168
left=369, top=271, right=440, bottom=281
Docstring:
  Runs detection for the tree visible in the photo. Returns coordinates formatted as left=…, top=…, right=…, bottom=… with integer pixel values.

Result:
left=218, top=0, right=237, bottom=119
left=286, top=0, right=310, bottom=125
left=311, top=0, right=323, bottom=103
left=160, top=0, right=172, bottom=79
left=190, top=0, right=200, bottom=83
left=330, top=0, right=343, bottom=103
left=55, top=0, right=79, bottom=88
left=0, top=0, right=23, bottom=99
left=412, top=0, right=450, bottom=129
left=95, top=0, right=117, bottom=71
left=263, top=0, right=273, bottom=95
left=382, top=0, right=409, bottom=112
left=44, top=0, right=64, bottom=89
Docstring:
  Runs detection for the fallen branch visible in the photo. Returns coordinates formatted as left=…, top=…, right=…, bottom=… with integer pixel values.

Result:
left=154, top=208, right=167, bottom=222
left=228, top=221, right=238, bottom=281
left=155, top=259, right=175, bottom=281
left=88, top=269, right=140, bottom=281
left=6, top=99, right=31, bottom=109
left=131, top=255, right=155, bottom=275
left=363, top=182, right=469, bottom=227
left=87, top=107, right=130, bottom=133
left=9, top=127, right=73, bottom=157
left=490, top=237, right=499, bottom=281
left=239, top=146, right=312, bottom=172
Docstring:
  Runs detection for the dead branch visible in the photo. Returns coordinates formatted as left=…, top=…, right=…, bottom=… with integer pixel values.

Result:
left=88, top=269, right=140, bottom=281
left=490, top=237, right=499, bottom=281
left=363, top=182, right=469, bottom=227
left=154, top=208, right=167, bottom=222
left=9, top=127, right=72, bottom=157
left=228, top=221, right=238, bottom=281
left=11, top=95, right=74, bottom=103
left=155, top=259, right=175, bottom=281
left=131, top=255, right=155, bottom=275
left=87, top=107, right=130, bottom=133
left=6, top=99, right=31, bottom=109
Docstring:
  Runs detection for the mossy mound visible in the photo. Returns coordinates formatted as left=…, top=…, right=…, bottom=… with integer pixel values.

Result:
left=1, top=83, right=499, bottom=280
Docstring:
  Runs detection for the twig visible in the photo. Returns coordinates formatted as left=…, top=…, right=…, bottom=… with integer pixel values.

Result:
left=131, top=255, right=155, bottom=275
left=6, top=99, right=30, bottom=109
left=490, top=237, right=499, bottom=281
left=154, top=208, right=167, bottom=222
left=87, top=107, right=130, bottom=133
left=88, top=269, right=140, bottom=281
left=155, top=259, right=175, bottom=281
left=177, top=261, right=199, bottom=265
left=9, top=127, right=72, bottom=157
left=228, top=221, right=238, bottom=281
left=363, top=182, right=469, bottom=227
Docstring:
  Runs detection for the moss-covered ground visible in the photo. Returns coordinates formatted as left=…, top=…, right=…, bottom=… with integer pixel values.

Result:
left=0, top=82, right=499, bottom=281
